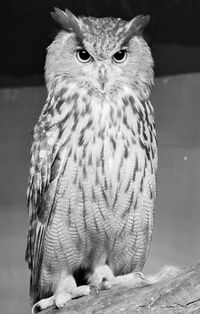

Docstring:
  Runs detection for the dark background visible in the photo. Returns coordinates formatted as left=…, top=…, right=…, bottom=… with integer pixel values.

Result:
left=1, top=0, right=200, bottom=85
left=1, top=1, right=200, bottom=314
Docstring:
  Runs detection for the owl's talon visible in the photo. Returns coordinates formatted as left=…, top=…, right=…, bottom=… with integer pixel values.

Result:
left=136, top=272, right=146, bottom=281
left=101, top=277, right=112, bottom=290
left=89, top=284, right=99, bottom=296
left=32, top=296, right=55, bottom=313
left=32, top=303, right=41, bottom=314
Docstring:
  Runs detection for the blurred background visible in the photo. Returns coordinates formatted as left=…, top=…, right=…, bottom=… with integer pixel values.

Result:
left=1, top=0, right=200, bottom=313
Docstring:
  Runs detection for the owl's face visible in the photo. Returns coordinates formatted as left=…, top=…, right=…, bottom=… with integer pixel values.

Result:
left=45, top=8, right=153, bottom=98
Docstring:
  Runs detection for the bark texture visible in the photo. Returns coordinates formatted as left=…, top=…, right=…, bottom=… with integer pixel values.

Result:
left=40, top=263, right=200, bottom=314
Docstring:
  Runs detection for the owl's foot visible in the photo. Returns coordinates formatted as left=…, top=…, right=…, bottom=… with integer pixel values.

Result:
left=54, top=272, right=91, bottom=308
left=111, top=271, right=151, bottom=287
left=32, top=273, right=91, bottom=313
left=31, top=285, right=90, bottom=313
left=89, top=266, right=147, bottom=291
left=89, top=264, right=114, bottom=290
left=55, top=284, right=90, bottom=308
left=111, top=266, right=180, bottom=288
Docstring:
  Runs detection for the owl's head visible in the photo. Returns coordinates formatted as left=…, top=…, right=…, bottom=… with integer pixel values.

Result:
left=45, top=8, right=153, bottom=99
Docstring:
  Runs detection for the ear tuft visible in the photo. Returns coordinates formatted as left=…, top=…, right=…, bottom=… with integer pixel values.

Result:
left=125, top=15, right=150, bottom=40
left=133, top=15, right=150, bottom=33
left=51, top=7, right=84, bottom=42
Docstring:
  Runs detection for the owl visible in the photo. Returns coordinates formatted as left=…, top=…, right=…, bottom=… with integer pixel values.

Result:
left=25, top=7, right=157, bottom=313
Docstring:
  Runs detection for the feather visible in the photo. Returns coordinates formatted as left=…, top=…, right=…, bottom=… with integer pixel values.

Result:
left=124, top=15, right=150, bottom=43
left=25, top=102, right=66, bottom=304
left=51, top=7, right=84, bottom=43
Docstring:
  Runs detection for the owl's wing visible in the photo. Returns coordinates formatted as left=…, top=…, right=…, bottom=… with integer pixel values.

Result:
left=25, top=103, right=65, bottom=303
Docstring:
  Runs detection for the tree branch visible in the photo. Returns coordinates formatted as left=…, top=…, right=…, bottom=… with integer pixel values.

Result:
left=40, top=263, right=200, bottom=313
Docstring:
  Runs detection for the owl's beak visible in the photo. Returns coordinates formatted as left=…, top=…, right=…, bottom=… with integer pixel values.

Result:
left=98, top=66, right=108, bottom=90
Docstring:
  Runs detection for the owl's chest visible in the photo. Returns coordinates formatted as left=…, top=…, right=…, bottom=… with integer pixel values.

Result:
left=49, top=95, right=157, bottom=257
left=59, top=94, right=154, bottom=198
left=60, top=123, right=150, bottom=229
left=60, top=93, right=141, bottom=169
left=64, top=106, right=138, bottom=195
left=55, top=92, right=155, bottom=207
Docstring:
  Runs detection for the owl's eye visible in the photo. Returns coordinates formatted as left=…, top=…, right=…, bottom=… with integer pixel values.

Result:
left=113, top=50, right=127, bottom=63
left=76, top=49, right=92, bottom=63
